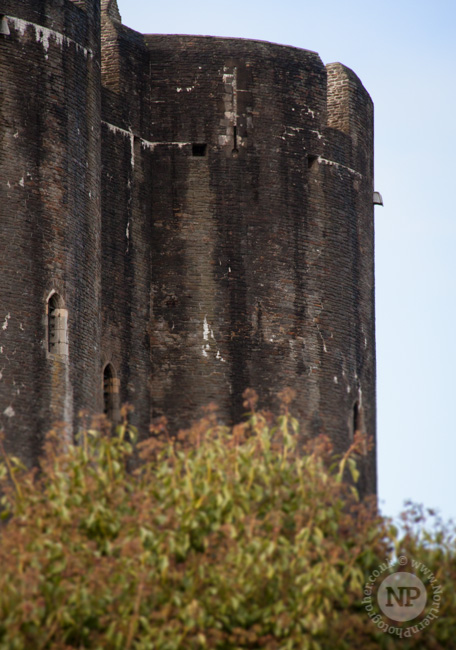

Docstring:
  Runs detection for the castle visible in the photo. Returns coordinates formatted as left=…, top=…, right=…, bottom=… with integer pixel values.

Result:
left=0, top=0, right=377, bottom=493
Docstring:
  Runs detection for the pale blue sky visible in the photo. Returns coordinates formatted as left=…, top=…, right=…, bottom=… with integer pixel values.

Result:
left=118, top=0, right=456, bottom=523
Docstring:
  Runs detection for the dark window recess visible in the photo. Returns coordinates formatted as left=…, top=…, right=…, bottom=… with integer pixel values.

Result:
left=192, top=143, right=207, bottom=157
left=232, top=126, right=239, bottom=155
left=0, top=15, right=10, bottom=36
left=48, top=293, right=68, bottom=357
left=353, top=401, right=362, bottom=436
left=103, top=363, right=120, bottom=423
left=308, top=154, right=318, bottom=169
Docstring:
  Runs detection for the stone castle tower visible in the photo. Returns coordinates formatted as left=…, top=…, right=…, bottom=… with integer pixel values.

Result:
left=0, top=0, right=377, bottom=492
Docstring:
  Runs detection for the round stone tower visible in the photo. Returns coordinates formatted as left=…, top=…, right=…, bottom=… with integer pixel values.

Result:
left=1, top=1, right=376, bottom=494
left=139, top=36, right=376, bottom=492
left=95, top=20, right=376, bottom=491
left=0, top=0, right=102, bottom=462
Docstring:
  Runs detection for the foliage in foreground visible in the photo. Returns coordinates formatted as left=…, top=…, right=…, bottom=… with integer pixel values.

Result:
left=0, top=390, right=455, bottom=650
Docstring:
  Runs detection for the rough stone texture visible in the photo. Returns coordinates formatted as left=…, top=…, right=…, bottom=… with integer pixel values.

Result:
left=0, top=0, right=101, bottom=464
left=0, top=0, right=376, bottom=493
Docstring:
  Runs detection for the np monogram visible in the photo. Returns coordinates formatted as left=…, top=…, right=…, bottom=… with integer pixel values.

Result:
left=385, top=586, right=422, bottom=608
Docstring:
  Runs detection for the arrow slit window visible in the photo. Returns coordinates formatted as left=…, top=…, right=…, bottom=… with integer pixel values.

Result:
left=47, top=293, right=68, bottom=358
left=103, top=363, right=120, bottom=423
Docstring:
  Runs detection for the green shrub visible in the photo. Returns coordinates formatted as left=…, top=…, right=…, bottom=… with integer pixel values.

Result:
left=0, top=391, right=454, bottom=649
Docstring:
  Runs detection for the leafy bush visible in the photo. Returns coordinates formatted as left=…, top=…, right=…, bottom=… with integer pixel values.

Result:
left=0, top=391, right=455, bottom=649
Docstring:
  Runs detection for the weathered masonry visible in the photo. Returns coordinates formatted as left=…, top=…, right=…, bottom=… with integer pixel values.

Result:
left=0, top=0, right=377, bottom=493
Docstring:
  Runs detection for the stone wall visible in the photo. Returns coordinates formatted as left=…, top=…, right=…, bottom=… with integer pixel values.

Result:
left=0, top=0, right=101, bottom=461
left=99, top=21, right=376, bottom=491
left=0, top=0, right=376, bottom=493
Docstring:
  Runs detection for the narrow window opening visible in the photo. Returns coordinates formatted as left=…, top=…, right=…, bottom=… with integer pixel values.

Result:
left=353, top=401, right=362, bottom=438
left=0, top=15, right=10, bottom=36
left=47, top=293, right=68, bottom=358
left=192, top=143, right=207, bottom=157
left=103, top=364, right=120, bottom=423
left=233, top=125, right=239, bottom=153
left=308, top=154, right=318, bottom=169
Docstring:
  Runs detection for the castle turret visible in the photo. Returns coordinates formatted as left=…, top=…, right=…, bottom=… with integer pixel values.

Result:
left=1, top=1, right=376, bottom=493
left=98, top=23, right=376, bottom=492
left=0, top=0, right=102, bottom=461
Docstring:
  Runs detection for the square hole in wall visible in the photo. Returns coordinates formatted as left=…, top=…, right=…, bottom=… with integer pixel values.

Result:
left=192, top=143, right=207, bottom=157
